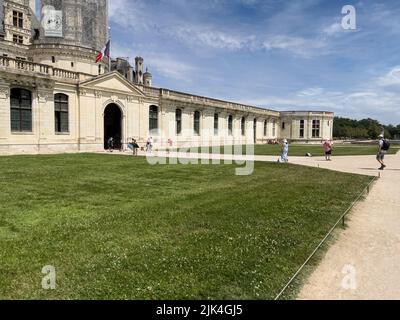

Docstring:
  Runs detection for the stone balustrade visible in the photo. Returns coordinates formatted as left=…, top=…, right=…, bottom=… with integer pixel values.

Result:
left=0, top=56, right=93, bottom=82
left=160, top=88, right=279, bottom=116
left=138, top=84, right=279, bottom=116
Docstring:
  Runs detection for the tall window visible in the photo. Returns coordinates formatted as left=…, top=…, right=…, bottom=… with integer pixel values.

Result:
left=149, top=105, right=158, bottom=132
left=264, top=120, right=267, bottom=136
left=13, top=11, right=23, bottom=28
left=282, top=122, right=286, bottom=130
left=55, top=94, right=69, bottom=133
left=253, top=119, right=257, bottom=143
left=312, top=120, right=321, bottom=138
left=228, top=115, right=233, bottom=136
left=194, top=111, right=200, bottom=135
left=176, top=108, right=182, bottom=135
left=272, top=120, right=276, bottom=137
left=241, top=117, right=246, bottom=136
left=299, top=120, right=305, bottom=138
left=10, top=88, right=32, bottom=132
left=214, top=113, right=219, bottom=136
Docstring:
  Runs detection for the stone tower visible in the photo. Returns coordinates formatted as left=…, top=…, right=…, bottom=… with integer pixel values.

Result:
left=30, top=0, right=109, bottom=75
left=38, top=0, right=108, bottom=50
left=29, top=0, right=35, bottom=12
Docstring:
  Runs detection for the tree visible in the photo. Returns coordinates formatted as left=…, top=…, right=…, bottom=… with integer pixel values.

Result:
left=333, top=117, right=399, bottom=139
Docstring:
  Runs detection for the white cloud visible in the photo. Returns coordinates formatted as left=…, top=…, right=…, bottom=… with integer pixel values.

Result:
left=377, top=67, right=400, bottom=87
left=322, top=22, right=343, bottom=36
left=262, top=35, right=327, bottom=57
left=112, top=42, right=198, bottom=82
left=298, top=87, right=324, bottom=97
left=170, top=26, right=255, bottom=51
left=234, top=67, right=400, bottom=124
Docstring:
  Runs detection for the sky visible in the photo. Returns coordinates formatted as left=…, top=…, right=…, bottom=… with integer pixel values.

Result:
left=38, top=0, right=400, bottom=124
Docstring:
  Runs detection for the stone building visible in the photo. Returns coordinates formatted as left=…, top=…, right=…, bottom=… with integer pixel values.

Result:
left=0, top=0, right=333, bottom=155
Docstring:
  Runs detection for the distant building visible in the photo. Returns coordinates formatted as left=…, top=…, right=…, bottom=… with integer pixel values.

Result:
left=0, top=0, right=333, bottom=155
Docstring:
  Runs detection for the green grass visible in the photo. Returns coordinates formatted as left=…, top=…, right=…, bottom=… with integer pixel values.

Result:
left=0, top=154, right=372, bottom=300
left=172, top=144, right=400, bottom=157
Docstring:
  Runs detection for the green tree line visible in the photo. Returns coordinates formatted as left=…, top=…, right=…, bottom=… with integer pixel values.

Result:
left=333, top=117, right=400, bottom=139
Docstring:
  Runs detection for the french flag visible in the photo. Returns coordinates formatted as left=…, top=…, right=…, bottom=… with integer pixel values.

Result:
left=96, top=40, right=111, bottom=63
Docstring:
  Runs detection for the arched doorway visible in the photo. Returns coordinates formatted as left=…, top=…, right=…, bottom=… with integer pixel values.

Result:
left=104, top=104, right=122, bottom=150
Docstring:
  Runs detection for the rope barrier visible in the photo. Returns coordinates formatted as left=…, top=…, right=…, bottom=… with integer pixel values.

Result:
left=274, top=175, right=378, bottom=300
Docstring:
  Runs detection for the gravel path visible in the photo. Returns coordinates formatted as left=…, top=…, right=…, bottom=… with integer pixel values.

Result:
left=297, top=152, right=400, bottom=300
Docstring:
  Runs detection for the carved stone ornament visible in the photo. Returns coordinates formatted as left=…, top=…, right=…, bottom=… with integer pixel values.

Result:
left=0, top=87, right=9, bottom=99
left=38, top=91, right=50, bottom=103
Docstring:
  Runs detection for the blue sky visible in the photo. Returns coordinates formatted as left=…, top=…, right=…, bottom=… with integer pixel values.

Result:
left=42, top=0, right=400, bottom=124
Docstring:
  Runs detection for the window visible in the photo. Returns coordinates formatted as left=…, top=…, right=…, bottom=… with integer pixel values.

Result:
left=13, top=34, right=23, bottom=44
left=312, top=120, right=321, bottom=138
left=13, top=11, right=23, bottom=28
left=228, top=115, right=233, bottom=136
left=149, top=105, right=158, bottom=132
left=10, top=88, right=32, bottom=132
left=272, top=120, right=276, bottom=137
left=34, top=29, right=40, bottom=40
left=241, top=117, right=246, bottom=136
left=253, top=119, right=257, bottom=143
left=54, top=94, right=69, bottom=133
left=299, top=120, right=305, bottom=138
left=71, top=62, right=74, bottom=68
left=194, top=111, right=200, bottom=135
left=52, top=56, right=56, bottom=63
left=282, top=122, right=286, bottom=130
left=264, top=120, right=267, bottom=136
left=176, top=108, right=182, bottom=135
left=214, top=113, right=219, bottom=136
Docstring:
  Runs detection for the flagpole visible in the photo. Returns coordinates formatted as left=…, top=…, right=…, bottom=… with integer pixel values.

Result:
left=108, top=27, right=111, bottom=72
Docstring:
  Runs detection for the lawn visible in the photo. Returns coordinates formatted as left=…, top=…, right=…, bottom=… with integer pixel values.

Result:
left=173, top=144, right=400, bottom=157
left=0, top=154, right=372, bottom=299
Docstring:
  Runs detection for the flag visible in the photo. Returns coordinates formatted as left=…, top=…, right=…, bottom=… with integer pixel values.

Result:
left=96, top=40, right=110, bottom=63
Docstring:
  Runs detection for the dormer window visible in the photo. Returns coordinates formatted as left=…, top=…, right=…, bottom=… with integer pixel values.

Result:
left=13, top=11, right=23, bottom=28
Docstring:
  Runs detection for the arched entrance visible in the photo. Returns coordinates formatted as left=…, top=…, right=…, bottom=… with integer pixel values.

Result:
left=104, top=104, right=122, bottom=150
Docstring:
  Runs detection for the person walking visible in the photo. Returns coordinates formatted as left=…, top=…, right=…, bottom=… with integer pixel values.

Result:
left=107, top=137, right=114, bottom=152
left=167, top=138, right=173, bottom=155
left=280, top=139, right=289, bottom=163
left=323, top=139, right=333, bottom=161
left=377, top=134, right=390, bottom=170
left=128, top=138, right=135, bottom=155
left=133, top=139, right=139, bottom=156
left=146, top=137, right=154, bottom=153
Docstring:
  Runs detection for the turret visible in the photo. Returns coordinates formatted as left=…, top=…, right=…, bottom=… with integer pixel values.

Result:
left=143, top=68, right=152, bottom=87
